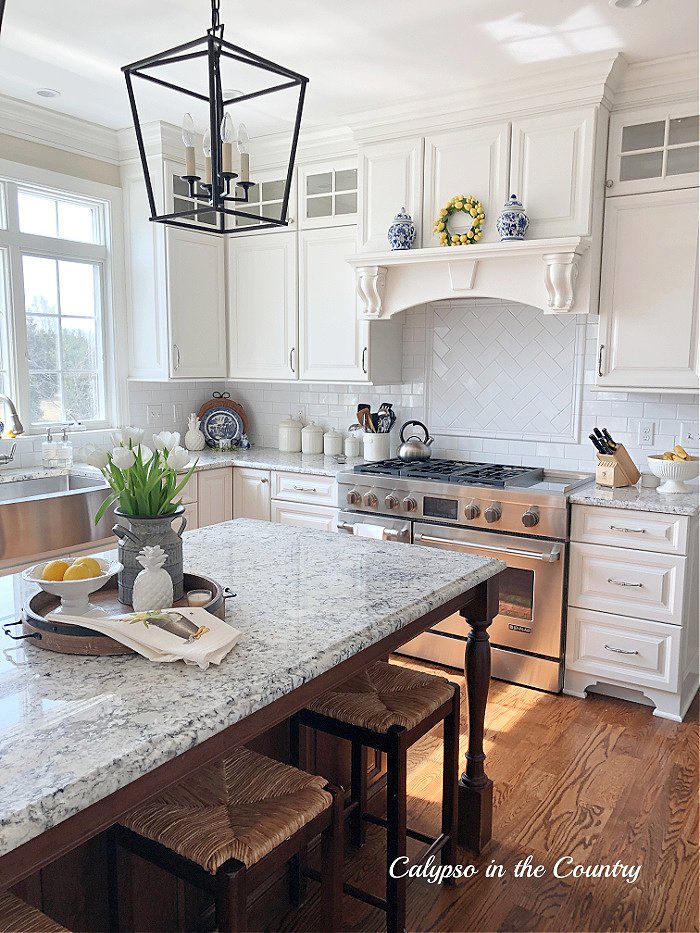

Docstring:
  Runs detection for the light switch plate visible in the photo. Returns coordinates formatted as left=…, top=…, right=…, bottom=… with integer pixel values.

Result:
left=637, top=419, right=655, bottom=447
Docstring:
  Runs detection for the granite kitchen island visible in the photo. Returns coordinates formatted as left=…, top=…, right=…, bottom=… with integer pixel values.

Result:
left=0, top=518, right=504, bottom=893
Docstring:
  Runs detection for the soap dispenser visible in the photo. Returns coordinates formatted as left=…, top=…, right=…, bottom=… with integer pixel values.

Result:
left=58, top=428, right=73, bottom=468
left=42, top=429, right=58, bottom=468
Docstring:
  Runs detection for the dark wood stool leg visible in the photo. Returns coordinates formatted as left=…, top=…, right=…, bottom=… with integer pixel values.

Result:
left=385, top=727, right=407, bottom=933
left=288, top=714, right=308, bottom=907
left=320, top=784, right=344, bottom=933
left=215, top=862, right=247, bottom=933
left=441, top=684, right=460, bottom=872
left=106, top=826, right=120, bottom=933
left=350, top=740, right=368, bottom=847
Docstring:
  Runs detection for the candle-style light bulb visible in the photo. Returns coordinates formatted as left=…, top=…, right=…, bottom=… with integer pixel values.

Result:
left=202, top=128, right=212, bottom=185
left=182, top=113, right=196, bottom=176
left=220, top=112, right=235, bottom=173
left=237, top=123, right=250, bottom=182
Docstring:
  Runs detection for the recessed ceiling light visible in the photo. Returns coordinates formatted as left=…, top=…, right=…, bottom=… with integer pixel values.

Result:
left=36, top=88, right=61, bottom=98
left=609, top=0, right=648, bottom=7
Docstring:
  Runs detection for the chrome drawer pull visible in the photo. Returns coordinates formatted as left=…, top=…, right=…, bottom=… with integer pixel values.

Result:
left=607, top=578, right=643, bottom=587
left=604, top=644, right=639, bottom=656
left=610, top=525, right=646, bottom=533
left=293, top=485, right=317, bottom=492
left=382, top=527, right=410, bottom=542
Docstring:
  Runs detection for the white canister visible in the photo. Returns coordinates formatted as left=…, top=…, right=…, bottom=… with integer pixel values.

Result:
left=301, top=422, right=324, bottom=455
left=323, top=429, right=344, bottom=456
left=344, top=434, right=361, bottom=458
left=278, top=414, right=303, bottom=453
left=363, top=432, right=391, bottom=462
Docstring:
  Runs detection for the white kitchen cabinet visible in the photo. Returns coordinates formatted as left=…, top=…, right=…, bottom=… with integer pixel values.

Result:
left=271, top=499, right=338, bottom=532
left=607, top=105, right=699, bottom=196
left=181, top=501, right=199, bottom=531
left=226, top=232, right=298, bottom=380
left=297, top=159, right=358, bottom=229
left=509, top=107, right=597, bottom=237
left=122, top=159, right=226, bottom=381
left=422, top=123, right=510, bottom=245
left=197, top=468, right=233, bottom=527
left=358, top=137, right=424, bottom=252
left=272, top=471, right=337, bottom=506
left=596, top=188, right=699, bottom=392
left=233, top=467, right=271, bottom=521
left=224, top=166, right=298, bottom=235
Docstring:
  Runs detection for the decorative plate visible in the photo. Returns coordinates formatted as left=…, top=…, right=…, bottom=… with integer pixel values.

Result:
left=197, top=393, right=248, bottom=449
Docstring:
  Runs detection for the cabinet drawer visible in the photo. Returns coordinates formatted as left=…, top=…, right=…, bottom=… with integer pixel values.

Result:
left=177, top=473, right=198, bottom=505
left=571, top=505, right=688, bottom=555
left=569, top=542, right=685, bottom=624
left=271, top=500, right=338, bottom=532
left=272, top=471, right=337, bottom=506
left=566, top=606, right=680, bottom=692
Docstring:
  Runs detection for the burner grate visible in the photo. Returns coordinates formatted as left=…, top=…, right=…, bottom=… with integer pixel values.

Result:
left=353, top=458, right=543, bottom=487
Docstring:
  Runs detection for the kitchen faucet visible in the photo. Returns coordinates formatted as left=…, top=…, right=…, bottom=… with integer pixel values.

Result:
left=0, top=394, right=24, bottom=436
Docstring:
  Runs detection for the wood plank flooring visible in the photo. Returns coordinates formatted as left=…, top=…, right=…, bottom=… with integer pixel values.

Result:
left=263, top=658, right=699, bottom=933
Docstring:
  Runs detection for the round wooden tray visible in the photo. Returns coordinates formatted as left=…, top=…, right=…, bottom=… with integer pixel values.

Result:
left=22, top=573, right=227, bottom=656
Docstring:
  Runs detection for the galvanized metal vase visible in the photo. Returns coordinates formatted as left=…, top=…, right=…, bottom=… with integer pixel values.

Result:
left=113, top=507, right=186, bottom=605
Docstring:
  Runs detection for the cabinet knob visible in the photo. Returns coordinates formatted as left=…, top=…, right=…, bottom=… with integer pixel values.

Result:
left=605, top=179, right=614, bottom=188
left=260, top=478, right=268, bottom=484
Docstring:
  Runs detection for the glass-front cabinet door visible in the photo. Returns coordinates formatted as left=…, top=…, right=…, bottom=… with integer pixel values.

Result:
left=607, top=106, right=699, bottom=195
left=297, top=159, right=358, bottom=229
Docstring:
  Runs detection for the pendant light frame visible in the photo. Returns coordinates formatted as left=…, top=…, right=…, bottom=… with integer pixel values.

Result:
left=122, top=0, right=308, bottom=234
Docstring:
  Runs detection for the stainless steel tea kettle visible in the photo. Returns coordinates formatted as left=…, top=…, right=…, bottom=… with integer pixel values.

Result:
left=396, top=420, right=434, bottom=461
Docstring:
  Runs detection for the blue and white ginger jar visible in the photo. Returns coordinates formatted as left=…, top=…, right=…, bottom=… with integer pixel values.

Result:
left=496, top=194, right=529, bottom=241
left=387, top=207, right=416, bottom=250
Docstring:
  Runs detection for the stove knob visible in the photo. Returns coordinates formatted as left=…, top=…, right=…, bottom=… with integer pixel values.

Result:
left=385, top=493, right=400, bottom=510
left=522, top=507, right=540, bottom=528
left=363, top=491, right=379, bottom=508
left=346, top=489, right=362, bottom=506
left=464, top=501, right=481, bottom=520
left=402, top=496, right=418, bottom=513
left=484, top=503, right=502, bottom=524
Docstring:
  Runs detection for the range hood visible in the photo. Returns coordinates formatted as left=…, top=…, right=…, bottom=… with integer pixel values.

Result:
left=347, top=237, right=592, bottom=318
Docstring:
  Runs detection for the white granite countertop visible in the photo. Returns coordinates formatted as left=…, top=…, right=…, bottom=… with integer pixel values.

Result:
left=569, top=481, right=699, bottom=516
left=0, top=519, right=503, bottom=858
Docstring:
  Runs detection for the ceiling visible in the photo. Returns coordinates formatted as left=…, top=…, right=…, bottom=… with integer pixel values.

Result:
left=1, top=0, right=698, bottom=138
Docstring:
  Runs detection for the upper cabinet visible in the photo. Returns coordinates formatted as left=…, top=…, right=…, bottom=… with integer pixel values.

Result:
left=509, top=107, right=598, bottom=238
left=297, top=159, right=358, bottom=229
left=358, top=137, right=424, bottom=252
left=607, top=105, right=699, bottom=196
left=422, top=123, right=510, bottom=245
left=596, top=188, right=699, bottom=392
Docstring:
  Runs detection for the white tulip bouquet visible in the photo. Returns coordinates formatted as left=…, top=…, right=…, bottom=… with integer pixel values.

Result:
left=82, top=428, right=197, bottom=524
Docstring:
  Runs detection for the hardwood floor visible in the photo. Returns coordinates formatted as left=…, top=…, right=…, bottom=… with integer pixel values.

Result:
left=263, top=658, right=699, bottom=933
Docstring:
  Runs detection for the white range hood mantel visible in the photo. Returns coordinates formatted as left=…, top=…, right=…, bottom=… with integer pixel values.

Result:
left=348, top=237, right=592, bottom=318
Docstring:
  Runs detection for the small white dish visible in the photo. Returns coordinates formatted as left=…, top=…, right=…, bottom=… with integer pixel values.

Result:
left=647, top=454, right=699, bottom=494
left=22, top=557, right=123, bottom=618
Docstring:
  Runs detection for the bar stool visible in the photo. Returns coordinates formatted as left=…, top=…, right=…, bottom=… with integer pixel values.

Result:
left=111, top=746, right=344, bottom=932
left=0, top=891, right=69, bottom=933
left=292, top=661, right=460, bottom=933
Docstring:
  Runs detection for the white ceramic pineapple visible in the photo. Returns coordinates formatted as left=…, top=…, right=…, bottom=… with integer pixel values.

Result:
left=132, top=545, right=174, bottom=612
left=184, top=413, right=206, bottom=452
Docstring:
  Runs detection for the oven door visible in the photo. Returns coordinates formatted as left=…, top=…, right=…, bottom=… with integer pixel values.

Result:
left=336, top=510, right=412, bottom=543
left=413, top=523, right=565, bottom=659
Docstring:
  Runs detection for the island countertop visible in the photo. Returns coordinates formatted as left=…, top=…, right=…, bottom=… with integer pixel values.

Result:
left=0, top=519, right=504, bottom=863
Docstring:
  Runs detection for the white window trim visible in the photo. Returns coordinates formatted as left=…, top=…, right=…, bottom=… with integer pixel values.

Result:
left=0, top=158, right=128, bottom=434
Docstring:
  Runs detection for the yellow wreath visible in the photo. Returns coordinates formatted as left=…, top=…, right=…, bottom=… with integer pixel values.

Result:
left=433, top=194, right=485, bottom=246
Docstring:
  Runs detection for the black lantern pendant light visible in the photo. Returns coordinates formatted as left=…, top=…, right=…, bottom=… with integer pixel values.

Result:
left=122, top=0, right=308, bottom=233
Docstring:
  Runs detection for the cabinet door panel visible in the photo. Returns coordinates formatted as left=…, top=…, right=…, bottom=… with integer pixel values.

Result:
left=197, top=468, right=233, bottom=528
left=510, top=108, right=595, bottom=237
left=271, top=500, right=338, bottom=532
left=597, top=190, right=699, bottom=390
left=359, top=138, right=424, bottom=251
left=227, top=232, right=297, bottom=380
left=298, top=228, right=366, bottom=382
left=422, top=124, right=509, bottom=245
left=167, top=228, right=226, bottom=379
left=233, top=468, right=271, bottom=521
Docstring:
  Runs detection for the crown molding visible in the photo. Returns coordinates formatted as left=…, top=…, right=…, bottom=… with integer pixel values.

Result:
left=610, top=52, right=699, bottom=111
left=0, top=94, right=119, bottom=164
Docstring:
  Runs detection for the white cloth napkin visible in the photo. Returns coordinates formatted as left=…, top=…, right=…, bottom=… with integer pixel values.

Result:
left=353, top=523, right=385, bottom=540
left=46, top=607, right=241, bottom=670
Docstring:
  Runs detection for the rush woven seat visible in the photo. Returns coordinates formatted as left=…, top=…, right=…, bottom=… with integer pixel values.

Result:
left=120, top=746, right=333, bottom=874
left=306, top=660, right=455, bottom=732
left=0, top=892, right=69, bottom=933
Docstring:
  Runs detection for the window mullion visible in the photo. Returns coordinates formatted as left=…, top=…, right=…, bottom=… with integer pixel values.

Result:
left=7, top=243, right=29, bottom=427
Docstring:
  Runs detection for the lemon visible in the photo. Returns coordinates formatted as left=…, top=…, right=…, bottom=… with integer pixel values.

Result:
left=42, top=559, right=71, bottom=582
left=72, top=557, right=102, bottom=577
left=64, top=563, right=95, bottom=581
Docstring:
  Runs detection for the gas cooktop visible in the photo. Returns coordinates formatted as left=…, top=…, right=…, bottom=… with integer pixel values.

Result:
left=353, top=458, right=544, bottom=488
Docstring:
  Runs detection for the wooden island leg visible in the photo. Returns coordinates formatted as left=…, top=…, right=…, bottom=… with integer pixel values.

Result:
left=458, top=575, right=499, bottom=853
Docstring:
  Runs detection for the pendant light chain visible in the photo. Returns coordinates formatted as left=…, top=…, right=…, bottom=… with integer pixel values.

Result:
left=210, top=0, right=221, bottom=32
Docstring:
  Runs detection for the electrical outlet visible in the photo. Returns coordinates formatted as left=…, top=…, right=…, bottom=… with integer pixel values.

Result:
left=637, top=419, right=655, bottom=447
left=679, top=423, right=700, bottom=447
left=146, top=403, right=163, bottom=427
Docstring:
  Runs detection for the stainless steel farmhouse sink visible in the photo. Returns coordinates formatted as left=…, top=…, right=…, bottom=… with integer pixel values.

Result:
left=0, top=473, right=117, bottom=563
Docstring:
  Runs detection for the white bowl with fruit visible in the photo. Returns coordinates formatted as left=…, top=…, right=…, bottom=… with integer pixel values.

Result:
left=22, top=556, right=123, bottom=618
left=648, top=445, right=699, bottom=494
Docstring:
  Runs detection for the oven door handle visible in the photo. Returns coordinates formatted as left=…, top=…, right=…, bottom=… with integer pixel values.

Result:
left=337, top=521, right=410, bottom=542
left=414, top=532, right=562, bottom=562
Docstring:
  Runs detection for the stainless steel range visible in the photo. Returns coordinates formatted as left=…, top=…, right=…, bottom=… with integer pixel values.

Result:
left=336, top=458, right=593, bottom=693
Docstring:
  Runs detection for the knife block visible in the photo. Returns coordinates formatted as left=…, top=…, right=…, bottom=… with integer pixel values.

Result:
left=595, top=444, right=641, bottom=488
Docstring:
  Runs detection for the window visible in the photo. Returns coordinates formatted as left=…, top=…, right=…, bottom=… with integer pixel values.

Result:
left=0, top=178, right=115, bottom=430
